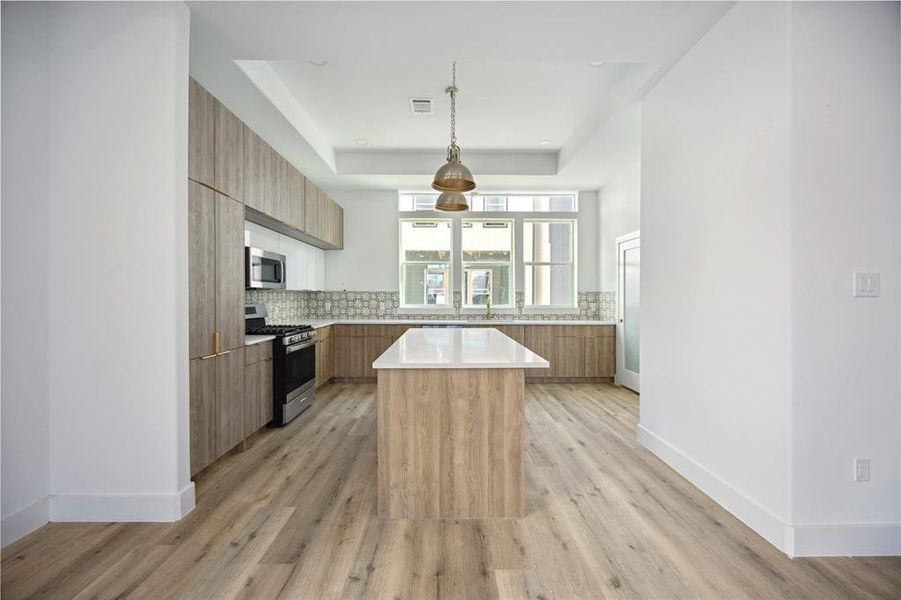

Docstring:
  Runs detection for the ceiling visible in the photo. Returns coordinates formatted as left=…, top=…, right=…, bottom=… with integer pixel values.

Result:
left=188, top=1, right=733, bottom=192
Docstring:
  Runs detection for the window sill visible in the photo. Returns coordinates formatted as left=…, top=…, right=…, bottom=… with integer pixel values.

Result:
left=522, top=306, right=580, bottom=314
left=461, top=307, right=516, bottom=315
left=397, top=306, right=456, bottom=315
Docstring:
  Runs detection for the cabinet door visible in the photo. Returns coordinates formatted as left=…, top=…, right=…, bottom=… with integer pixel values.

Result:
left=303, top=178, right=320, bottom=238
left=524, top=327, right=556, bottom=378
left=554, top=335, right=585, bottom=378
left=188, top=182, right=216, bottom=359
left=334, top=204, right=344, bottom=249
left=584, top=334, right=615, bottom=378
left=188, top=79, right=215, bottom=186
left=270, top=151, right=288, bottom=223
left=244, top=358, right=273, bottom=436
left=363, top=335, right=393, bottom=378
left=216, top=193, right=245, bottom=352
left=190, top=357, right=217, bottom=475
left=335, top=332, right=364, bottom=378
left=214, top=101, right=244, bottom=201
left=243, top=127, right=268, bottom=213
left=286, top=167, right=305, bottom=231
left=316, top=335, right=332, bottom=388
left=216, top=348, right=245, bottom=456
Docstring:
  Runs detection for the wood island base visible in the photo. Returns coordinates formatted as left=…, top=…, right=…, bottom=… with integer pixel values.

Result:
left=377, top=368, right=524, bottom=519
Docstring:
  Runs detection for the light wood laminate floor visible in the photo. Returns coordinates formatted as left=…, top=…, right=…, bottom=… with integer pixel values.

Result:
left=3, top=383, right=899, bottom=599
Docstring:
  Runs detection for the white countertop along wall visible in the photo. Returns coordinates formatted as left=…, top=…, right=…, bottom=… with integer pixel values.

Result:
left=305, top=319, right=615, bottom=329
left=372, top=327, right=550, bottom=370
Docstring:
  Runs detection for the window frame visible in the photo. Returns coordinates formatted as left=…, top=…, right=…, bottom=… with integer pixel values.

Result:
left=460, top=218, right=516, bottom=309
left=398, top=218, right=455, bottom=311
left=398, top=194, right=579, bottom=313
left=522, top=218, right=578, bottom=310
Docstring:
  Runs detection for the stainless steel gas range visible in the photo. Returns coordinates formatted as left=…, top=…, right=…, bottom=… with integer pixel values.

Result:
left=245, top=304, right=316, bottom=426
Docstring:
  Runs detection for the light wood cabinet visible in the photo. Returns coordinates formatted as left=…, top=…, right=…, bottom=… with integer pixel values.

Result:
left=286, top=167, right=305, bottom=231
left=243, top=127, right=272, bottom=215
left=334, top=326, right=366, bottom=378
left=214, top=101, right=243, bottom=201
left=188, top=183, right=216, bottom=360
left=303, top=178, right=321, bottom=240
left=522, top=325, right=615, bottom=380
left=188, top=182, right=244, bottom=358
left=188, top=78, right=215, bottom=187
left=215, top=194, right=245, bottom=352
left=189, top=347, right=245, bottom=476
left=244, top=342, right=273, bottom=436
left=315, top=326, right=334, bottom=388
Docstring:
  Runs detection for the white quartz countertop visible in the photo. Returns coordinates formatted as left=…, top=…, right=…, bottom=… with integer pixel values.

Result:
left=372, top=327, right=551, bottom=370
left=245, top=334, right=276, bottom=346
left=307, top=319, right=614, bottom=329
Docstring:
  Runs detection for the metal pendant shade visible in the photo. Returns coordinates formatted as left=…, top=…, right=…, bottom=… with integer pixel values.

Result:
left=433, top=62, right=476, bottom=206
left=435, top=191, right=470, bottom=211
left=432, top=146, right=476, bottom=193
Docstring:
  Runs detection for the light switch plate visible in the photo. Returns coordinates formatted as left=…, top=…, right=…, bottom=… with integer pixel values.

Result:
left=853, top=272, right=880, bottom=297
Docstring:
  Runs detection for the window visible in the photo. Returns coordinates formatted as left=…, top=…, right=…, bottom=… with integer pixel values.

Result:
left=461, top=220, right=514, bottom=307
left=398, top=194, right=579, bottom=311
left=399, top=219, right=453, bottom=308
left=523, top=220, right=576, bottom=307
left=399, top=193, right=577, bottom=213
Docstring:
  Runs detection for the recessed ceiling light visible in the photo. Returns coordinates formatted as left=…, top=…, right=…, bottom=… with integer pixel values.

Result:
left=355, top=138, right=368, bottom=146
left=538, top=139, right=551, bottom=146
left=588, top=60, right=605, bottom=67
left=309, top=59, right=328, bottom=66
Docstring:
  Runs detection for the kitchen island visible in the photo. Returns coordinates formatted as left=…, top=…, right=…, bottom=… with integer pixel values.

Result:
left=373, top=327, right=549, bottom=519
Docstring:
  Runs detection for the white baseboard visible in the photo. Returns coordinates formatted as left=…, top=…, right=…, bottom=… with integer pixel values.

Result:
left=49, top=482, right=196, bottom=522
left=637, top=424, right=791, bottom=552
left=637, top=424, right=901, bottom=557
left=1, top=496, right=50, bottom=547
left=789, top=523, right=901, bottom=557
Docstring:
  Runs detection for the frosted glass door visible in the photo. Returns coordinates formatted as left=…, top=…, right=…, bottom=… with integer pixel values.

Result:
left=616, top=235, right=640, bottom=392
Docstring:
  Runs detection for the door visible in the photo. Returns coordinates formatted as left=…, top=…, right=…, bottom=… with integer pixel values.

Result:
left=616, top=232, right=640, bottom=392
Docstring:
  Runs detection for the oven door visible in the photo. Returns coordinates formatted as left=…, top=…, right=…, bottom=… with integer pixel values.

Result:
left=246, top=247, right=287, bottom=289
left=284, top=339, right=316, bottom=401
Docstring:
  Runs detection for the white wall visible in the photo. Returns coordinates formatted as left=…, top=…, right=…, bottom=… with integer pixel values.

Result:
left=325, top=191, right=401, bottom=291
left=1, top=2, right=52, bottom=545
left=576, top=191, right=600, bottom=292
left=598, top=163, right=640, bottom=292
left=788, top=1, right=900, bottom=556
left=1, top=2, right=193, bottom=545
left=640, top=1, right=794, bottom=549
left=326, top=190, right=602, bottom=293
left=640, top=1, right=900, bottom=557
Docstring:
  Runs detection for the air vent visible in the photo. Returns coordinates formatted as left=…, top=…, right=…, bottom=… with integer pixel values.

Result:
left=409, top=98, right=433, bottom=115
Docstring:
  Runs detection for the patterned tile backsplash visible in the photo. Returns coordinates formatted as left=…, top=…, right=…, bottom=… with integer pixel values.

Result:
left=246, top=289, right=615, bottom=324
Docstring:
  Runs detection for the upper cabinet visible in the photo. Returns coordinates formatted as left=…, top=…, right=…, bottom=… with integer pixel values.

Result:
left=190, top=77, right=342, bottom=251
left=302, top=179, right=343, bottom=249
left=188, top=79, right=215, bottom=186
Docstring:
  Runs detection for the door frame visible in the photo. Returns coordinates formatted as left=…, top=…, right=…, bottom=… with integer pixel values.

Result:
left=615, top=231, right=640, bottom=392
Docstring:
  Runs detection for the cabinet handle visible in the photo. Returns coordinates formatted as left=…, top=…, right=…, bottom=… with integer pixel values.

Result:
left=213, top=331, right=221, bottom=354
left=216, top=350, right=231, bottom=357
left=200, top=352, right=217, bottom=360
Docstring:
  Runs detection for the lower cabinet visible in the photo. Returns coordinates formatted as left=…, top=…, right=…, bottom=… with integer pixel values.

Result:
left=522, top=325, right=615, bottom=380
left=334, top=325, right=365, bottom=378
left=315, top=326, right=334, bottom=387
left=244, top=342, right=273, bottom=437
left=189, top=347, right=245, bottom=476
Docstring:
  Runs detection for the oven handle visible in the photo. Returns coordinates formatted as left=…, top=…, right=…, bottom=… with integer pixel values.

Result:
left=286, top=340, right=316, bottom=354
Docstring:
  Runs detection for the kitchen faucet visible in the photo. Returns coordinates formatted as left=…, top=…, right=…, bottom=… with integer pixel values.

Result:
left=485, top=296, right=493, bottom=320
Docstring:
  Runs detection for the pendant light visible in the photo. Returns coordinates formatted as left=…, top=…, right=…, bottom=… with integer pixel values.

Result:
left=435, top=191, right=469, bottom=211
left=432, top=62, right=476, bottom=206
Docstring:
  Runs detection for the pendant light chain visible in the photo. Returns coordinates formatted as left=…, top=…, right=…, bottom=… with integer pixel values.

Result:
left=449, top=61, right=457, bottom=148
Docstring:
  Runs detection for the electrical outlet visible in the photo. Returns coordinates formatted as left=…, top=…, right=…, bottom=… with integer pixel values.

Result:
left=324, top=301, right=332, bottom=312
left=853, top=272, right=880, bottom=297
left=853, top=458, right=870, bottom=482
left=379, top=302, right=386, bottom=312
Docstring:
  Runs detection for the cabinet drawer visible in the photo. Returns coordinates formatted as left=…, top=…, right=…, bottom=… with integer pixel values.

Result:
left=335, top=324, right=364, bottom=337
left=315, top=325, right=332, bottom=341
left=245, top=340, right=273, bottom=365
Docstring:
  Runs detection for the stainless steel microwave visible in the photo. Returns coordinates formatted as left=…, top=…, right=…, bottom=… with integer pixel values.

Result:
left=245, top=247, right=287, bottom=289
